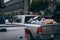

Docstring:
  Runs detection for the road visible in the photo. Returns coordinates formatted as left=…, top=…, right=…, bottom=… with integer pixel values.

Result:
left=0, top=24, right=26, bottom=40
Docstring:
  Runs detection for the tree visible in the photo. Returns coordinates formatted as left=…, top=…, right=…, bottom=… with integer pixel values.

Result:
left=29, top=0, right=49, bottom=12
left=56, top=3, right=60, bottom=12
left=0, top=0, right=6, bottom=16
left=0, top=0, right=6, bottom=9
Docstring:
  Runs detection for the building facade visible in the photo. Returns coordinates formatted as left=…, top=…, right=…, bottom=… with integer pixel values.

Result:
left=4, top=0, right=24, bottom=15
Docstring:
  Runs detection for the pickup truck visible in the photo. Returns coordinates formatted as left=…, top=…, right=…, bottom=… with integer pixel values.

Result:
left=0, top=15, right=27, bottom=40
left=12, top=15, right=60, bottom=40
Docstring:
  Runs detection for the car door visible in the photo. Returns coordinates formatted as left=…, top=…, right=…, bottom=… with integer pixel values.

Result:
left=0, top=25, right=26, bottom=40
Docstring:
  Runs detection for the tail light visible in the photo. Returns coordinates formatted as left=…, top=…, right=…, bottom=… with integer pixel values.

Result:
left=37, top=27, right=42, bottom=33
left=25, top=28, right=28, bottom=38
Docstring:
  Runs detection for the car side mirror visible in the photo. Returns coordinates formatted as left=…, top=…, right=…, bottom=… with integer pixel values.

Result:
left=0, top=28, right=7, bottom=32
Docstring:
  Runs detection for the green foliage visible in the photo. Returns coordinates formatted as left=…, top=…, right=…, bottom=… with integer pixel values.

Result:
left=29, top=0, right=49, bottom=12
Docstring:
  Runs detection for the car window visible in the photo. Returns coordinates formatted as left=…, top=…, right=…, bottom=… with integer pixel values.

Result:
left=13, top=16, right=22, bottom=23
left=24, top=16, right=41, bottom=24
left=24, top=16, right=35, bottom=23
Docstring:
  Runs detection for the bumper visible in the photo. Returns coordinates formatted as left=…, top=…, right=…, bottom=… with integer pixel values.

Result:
left=34, top=34, right=60, bottom=40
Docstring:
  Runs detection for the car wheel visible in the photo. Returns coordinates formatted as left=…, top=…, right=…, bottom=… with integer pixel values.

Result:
left=27, top=34, right=32, bottom=40
left=27, top=30, right=34, bottom=40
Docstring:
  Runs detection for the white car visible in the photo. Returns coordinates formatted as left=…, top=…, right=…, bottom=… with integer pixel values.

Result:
left=0, top=15, right=27, bottom=40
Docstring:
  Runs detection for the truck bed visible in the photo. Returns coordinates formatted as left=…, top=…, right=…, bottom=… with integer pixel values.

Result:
left=42, top=23, right=60, bottom=34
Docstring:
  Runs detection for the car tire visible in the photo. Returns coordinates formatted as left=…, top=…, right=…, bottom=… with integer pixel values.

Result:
left=27, top=30, right=34, bottom=40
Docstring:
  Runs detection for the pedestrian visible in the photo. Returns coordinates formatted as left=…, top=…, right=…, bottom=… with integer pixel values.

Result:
left=5, top=19, right=9, bottom=24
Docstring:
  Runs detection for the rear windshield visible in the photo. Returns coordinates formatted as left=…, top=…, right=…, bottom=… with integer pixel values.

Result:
left=13, top=16, right=22, bottom=23
left=24, top=16, right=42, bottom=24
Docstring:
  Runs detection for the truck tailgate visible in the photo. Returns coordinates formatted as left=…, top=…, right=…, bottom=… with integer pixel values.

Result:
left=42, top=24, right=60, bottom=34
left=0, top=24, right=26, bottom=40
